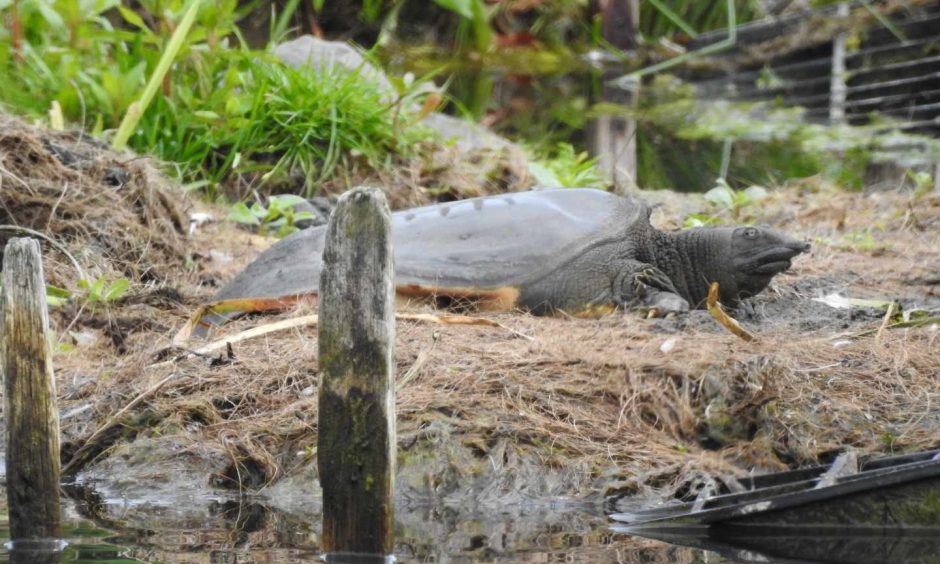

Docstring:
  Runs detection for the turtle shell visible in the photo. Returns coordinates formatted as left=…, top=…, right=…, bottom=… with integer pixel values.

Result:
left=215, top=188, right=648, bottom=302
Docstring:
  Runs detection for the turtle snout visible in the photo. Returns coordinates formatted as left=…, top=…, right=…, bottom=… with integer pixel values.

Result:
left=789, top=240, right=811, bottom=254
left=777, top=238, right=810, bottom=259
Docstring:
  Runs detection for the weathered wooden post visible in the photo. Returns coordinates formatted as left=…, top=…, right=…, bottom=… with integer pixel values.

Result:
left=1, top=238, right=63, bottom=542
left=588, top=0, right=640, bottom=193
left=318, top=187, right=395, bottom=559
left=829, top=2, right=850, bottom=124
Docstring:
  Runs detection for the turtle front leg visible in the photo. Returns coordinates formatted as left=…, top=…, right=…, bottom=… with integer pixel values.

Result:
left=613, top=261, right=690, bottom=316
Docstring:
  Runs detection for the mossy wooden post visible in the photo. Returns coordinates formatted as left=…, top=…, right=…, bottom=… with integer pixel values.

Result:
left=318, top=187, right=395, bottom=557
left=1, top=238, right=62, bottom=541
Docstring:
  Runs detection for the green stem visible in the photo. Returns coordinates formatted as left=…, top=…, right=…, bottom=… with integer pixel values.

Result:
left=111, top=0, right=202, bottom=150
left=615, top=0, right=736, bottom=83
left=646, top=0, right=699, bottom=39
left=859, top=0, right=905, bottom=42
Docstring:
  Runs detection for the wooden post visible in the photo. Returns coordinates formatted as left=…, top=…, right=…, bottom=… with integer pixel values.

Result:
left=318, top=187, right=395, bottom=558
left=593, top=0, right=640, bottom=50
left=589, top=0, right=640, bottom=193
left=829, top=2, right=849, bottom=124
left=1, top=238, right=62, bottom=542
left=589, top=76, right=639, bottom=194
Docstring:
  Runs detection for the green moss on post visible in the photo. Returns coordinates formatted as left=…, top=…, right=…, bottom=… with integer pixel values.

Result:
left=318, top=187, right=395, bottom=557
left=1, top=238, right=62, bottom=541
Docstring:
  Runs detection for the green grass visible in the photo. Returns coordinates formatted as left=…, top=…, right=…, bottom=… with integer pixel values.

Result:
left=133, top=49, right=428, bottom=197
left=0, top=0, right=431, bottom=198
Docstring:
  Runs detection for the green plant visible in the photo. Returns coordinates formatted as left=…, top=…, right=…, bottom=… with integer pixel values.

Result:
left=1, top=0, right=431, bottom=197
left=685, top=178, right=767, bottom=226
left=0, top=282, right=71, bottom=307
left=432, top=0, right=493, bottom=52
left=228, top=194, right=316, bottom=237
left=45, top=284, right=71, bottom=307
left=78, top=276, right=129, bottom=305
left=837, top=230, right=888, bottom=253
left=641, top=0, right=762, bottom=41
left=111, top=0, right=202, bottom=150
left=907, top=169, right=934, bottom=196
left=528, top=142, right=608, bottom=189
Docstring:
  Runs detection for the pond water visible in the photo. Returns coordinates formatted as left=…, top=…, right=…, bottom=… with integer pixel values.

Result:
left=3, top=485, right=938, bottom=563
left=384, top=54, right=824, bottom=194
left=0, top=485, right=782, bottom=563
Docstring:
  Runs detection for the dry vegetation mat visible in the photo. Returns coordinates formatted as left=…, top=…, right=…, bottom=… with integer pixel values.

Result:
left=1, top=117, right=937, bottom=518
left=0, top=115, right=189, bottom=285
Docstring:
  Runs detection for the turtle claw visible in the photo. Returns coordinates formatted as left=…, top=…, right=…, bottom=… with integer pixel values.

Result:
left=643, top=291, right=690, bottom=317
left=636, top=268, right=679, bottom=294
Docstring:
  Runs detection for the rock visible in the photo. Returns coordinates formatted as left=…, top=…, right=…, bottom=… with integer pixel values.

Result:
left=272, top=36, right=522, bottom=158
left=273, top=35, right=395, bottom=98
left=421, top=112, right=519, bottom=153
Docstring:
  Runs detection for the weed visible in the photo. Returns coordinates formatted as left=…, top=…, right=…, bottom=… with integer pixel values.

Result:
left=837, top=231, right=889, bottom=253
left=0, top=282, right=71, bottom=307
left=78, top=276, right=130, bottom=306
left=0, top=1, right=432, bottom=198
left=528, top=142, right=607, bottom=189
left=684, top=178, right=767, bottom=226
left=432, top=0, right=493, bottom=52
left=907, top=169, right=934, bottom=196
left=228, top=195, right=315, bottom=238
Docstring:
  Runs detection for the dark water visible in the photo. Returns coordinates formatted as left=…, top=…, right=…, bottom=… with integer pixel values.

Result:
left=384, top=55, right=815, bottom=193
left=0, top=486, right=745, bottom=563
left=4, top=487, right=939, bottom=563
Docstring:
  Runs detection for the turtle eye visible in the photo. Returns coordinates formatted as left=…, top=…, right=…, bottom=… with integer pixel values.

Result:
left=744, top=227, right=759, bottom=239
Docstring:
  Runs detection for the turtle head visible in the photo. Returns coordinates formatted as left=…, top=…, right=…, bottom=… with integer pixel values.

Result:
left=711, top=225, right=810, bottom=304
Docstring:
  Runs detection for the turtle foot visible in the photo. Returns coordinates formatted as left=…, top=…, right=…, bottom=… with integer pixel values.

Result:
left=642, top=292, right=690, bottom=318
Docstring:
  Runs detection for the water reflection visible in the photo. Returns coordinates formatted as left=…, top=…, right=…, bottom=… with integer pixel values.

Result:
left=5, top=485, right=940, bottom=562
left=621, top=525, right=940, bottom=564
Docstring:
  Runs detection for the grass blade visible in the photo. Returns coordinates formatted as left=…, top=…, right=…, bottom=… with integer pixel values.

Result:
left=111, top=0, right=202, bottom=150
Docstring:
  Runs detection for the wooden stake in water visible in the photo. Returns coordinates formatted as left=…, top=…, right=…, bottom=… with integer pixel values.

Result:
left=318, top=187, right=396, bottom=557
left=1, top=238, right=62, bottom=541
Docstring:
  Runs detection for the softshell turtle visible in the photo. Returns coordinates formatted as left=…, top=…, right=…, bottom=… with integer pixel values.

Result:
left=198, top=188, right=809, bottom=331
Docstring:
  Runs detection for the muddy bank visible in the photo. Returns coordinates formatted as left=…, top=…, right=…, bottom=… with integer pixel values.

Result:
left=1, top=117, right=938, bottom=556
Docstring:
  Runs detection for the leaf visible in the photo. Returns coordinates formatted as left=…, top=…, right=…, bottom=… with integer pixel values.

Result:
left=36, top=2, right=67, bottom=30
left=683, top=213, right=719, bottom=228
left=706, top=282, right=755, bottom=342
left=432, top=0, right=474, bottom=19
left=46, top=285, right=72, bottom=300
left=117, top=5, right=149, bottom=32
left=90, top=277, right=108, bottom=300
left=268, top=194, right=308, bottom=207
left=812, top=293, right=896, bottom=310
left=705, top=183, right=734, bottom=210
left=228, top=202, right=261, bottom=225
left=192, top=110, right=221, bottom=120
left=743, top=185, right=768, bottom=202
left=46, top=284, right=72, bottom=307
left=103, top=279, right=130, bottom=302
left=528, top=161, right=562, bottom=187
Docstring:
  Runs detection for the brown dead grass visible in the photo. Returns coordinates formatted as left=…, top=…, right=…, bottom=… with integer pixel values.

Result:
left=0, top=115, right=189, bottom=286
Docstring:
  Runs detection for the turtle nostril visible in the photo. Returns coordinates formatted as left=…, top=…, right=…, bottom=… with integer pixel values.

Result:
left=788, top=240, right=811, bottom=253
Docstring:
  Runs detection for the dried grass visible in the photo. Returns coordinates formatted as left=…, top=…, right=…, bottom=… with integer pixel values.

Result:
left=0, top=115, right=189, bottom=286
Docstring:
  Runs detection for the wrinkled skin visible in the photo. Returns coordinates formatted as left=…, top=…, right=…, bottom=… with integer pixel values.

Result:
left=513, top=223, right=810, bottom=316
left=638, top=225, right=811, bottom=314
left=208, top=189, right=810, bottom=325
